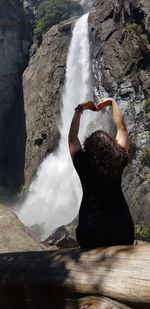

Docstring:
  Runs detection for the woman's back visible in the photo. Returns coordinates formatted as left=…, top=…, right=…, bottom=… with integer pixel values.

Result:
left=73, top=147, right=134, bottom=248
left=68, top=98, right=134, bottom=248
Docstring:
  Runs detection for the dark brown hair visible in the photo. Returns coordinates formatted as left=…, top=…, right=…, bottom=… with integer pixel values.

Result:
left=83, top=130, right=129, bottom=182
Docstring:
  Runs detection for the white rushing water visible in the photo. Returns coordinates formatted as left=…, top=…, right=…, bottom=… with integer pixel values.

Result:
left=17, top=13, right=96, bottom=240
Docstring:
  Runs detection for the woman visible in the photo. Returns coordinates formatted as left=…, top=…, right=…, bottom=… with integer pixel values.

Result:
left=68, top=98, right=134, bottom=248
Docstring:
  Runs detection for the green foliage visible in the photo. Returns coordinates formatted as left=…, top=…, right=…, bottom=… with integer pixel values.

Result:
left=135, top=224, right=150, bottom=242
left=34, top=0, right=83, bottom=37
left=141, top=146, right=150, bottom=167
left=126, top=23, right=143, bottom=35
left=144, top=99, right=150, bottom=114
left=125, top=23, right=149, bottom=47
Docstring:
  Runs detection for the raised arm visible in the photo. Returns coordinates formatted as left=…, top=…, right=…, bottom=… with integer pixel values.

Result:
left=68, top=108, right=82, bottom=159
left=98, top=98, right=128, bottom=151
left=68, top=101, right=97, bottom=159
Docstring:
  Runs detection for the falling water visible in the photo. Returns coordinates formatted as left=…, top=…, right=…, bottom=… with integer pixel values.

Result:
left=17, top=13, right=95, bottom=240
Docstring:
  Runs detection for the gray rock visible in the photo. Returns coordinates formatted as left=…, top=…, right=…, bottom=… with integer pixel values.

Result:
left=0, top=204, right=43, bottom=253
left=43, top=217, right=78, bottom=249
left=29, top=223, right=45, bottom=239
left=89, top=0, right=150, bottom=226
left=23, top=18, right=75, bottom=186
left=0, top=0, right=35, bottom=194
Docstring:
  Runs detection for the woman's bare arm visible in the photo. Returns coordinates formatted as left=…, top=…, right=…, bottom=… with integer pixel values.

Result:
left=111, top=99, right=128, bottom=150
left=98, top=98, right=128, bottom=150
left=68, top=101, right=97, bottom=159
left=68, top=109, right=82, bottom=159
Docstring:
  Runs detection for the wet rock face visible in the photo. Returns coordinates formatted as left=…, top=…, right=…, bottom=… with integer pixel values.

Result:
left=89, top=0, right=150, bottom=225
left=23, top=18, right=74, bottom=185
left=0, top=0, right=35, bottom=194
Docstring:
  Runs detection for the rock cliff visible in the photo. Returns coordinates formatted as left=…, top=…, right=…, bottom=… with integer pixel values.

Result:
left=23, top=18, right=74, bottom=185
left=0, top=0, right=35, bottom=195
left=89, top=0, right=150, bottom=225
left=0, top=0, right=149, bottom=229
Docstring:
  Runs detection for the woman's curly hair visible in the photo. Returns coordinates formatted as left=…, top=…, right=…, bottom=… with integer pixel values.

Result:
left=83, top=130, right=129, bottom=182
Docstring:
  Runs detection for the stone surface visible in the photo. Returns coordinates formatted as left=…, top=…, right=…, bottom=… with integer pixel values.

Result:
left=0, top=204, right=43, bottom=252
left=0, top=0, right=35, bottom=195
left=23, top=17, right=75, bottom=185
left=89, top=0, right=150, bottom=226
left=0, top=0, right=83, bottom=192
left=43, top=217, right=78, bottom=249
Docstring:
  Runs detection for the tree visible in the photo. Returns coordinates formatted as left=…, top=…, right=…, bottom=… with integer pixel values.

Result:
left=34, top=0, right=83, bottom=37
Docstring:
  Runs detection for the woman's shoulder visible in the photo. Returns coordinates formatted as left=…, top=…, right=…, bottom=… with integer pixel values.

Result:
left=73, top=148, right=88, bottom=168
left=73, top=148, right=84, bottom=162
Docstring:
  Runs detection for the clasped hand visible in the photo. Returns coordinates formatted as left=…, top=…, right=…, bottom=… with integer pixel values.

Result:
left=81, top=98, right=112, bottom=112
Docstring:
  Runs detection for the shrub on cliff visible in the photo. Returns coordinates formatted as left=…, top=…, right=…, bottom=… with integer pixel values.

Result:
left=126, top=23, right=143, bottom=36
left=124, top=23, right=149, bottom=48
left=34, top=0, right=83, bottom=37
left=135, top=224, right=150, bottom=242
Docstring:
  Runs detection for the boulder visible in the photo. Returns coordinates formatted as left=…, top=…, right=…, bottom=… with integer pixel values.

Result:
left=0, top=204, right=43, bottom=253
left=42, top=217, right=78, bottom=249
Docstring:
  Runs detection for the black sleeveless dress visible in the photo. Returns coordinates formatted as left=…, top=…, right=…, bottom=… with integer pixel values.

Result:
left=73, top=149, right=134, bottom=248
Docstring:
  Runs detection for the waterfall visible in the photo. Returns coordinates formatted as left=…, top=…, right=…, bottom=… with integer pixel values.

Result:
left=17, top=13, right=95, bottom=240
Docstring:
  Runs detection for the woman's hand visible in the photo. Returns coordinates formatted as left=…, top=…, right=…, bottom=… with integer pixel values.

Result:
left=80, top=101, right=98, bottom=111
left=80, top=98, right=113, bottom=112
left=98, top=98, right=113, bottom=111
